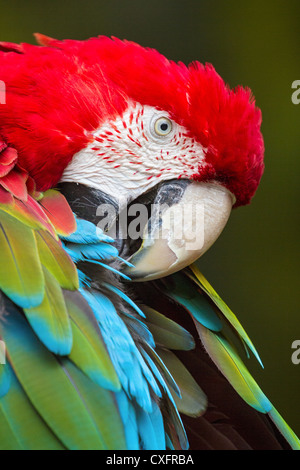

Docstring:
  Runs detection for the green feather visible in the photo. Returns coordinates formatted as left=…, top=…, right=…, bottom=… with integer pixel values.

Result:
left=61, top=359, right=126, bottom=450
left=188, top=264, right=263, bottom=366
left=35, top=229, right=78, bottom=290
left=0, top=365, right=65, bottom=450
left=0, top=407, right=23, bottom=450
left=268, top=407, right=300, bottom=450
left=2, top=306, right=117, bottom=450
left=142, top=343, right=181, bottom=398
left=24, top=267, right=73, bottom=356
left=157, top=348, right=207, bottom=417
left=143, top=306, right=195, bottom=351
left=161, top=272, right=223, bottom=332
left=0, top=210, right=44, bottom=309
left=0, top=202, right=40, bottom=231
left=196, top=321, right=272, bottom=413
left=0, top=363, right=11, bottom=398
left=65, top=291, right=121, bottom=391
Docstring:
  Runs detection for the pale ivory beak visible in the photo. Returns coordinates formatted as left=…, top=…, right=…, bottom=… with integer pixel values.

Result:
left=123, top=181, right=235, bottom=281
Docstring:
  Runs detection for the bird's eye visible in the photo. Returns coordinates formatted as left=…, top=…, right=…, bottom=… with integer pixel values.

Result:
left=153, top=117, right=173, bottom=136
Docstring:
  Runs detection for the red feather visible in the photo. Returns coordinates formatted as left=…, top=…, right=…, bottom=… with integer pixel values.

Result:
left=0, top=145, right=18, bottom=177
left=0, top=166, right=28, bottom=200
left=0, top=35, right=264, bottom=206
left=0, top=186, right=14, bottom=205
left=39, top=190, right=77, bottom=236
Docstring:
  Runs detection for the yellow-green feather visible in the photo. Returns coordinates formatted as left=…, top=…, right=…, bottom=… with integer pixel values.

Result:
left=0, top=365, right=65, bottom=450
left=0, top=210, right=44, bottom=308
left=64, top=291, right=121, bottom=392
left=3, top=307, right=117, bottom=450
left=24, top=267, right=73, bottom=355
left=268, top=407, right=300, bottom=450
left=188, top=264, right=263, bottom=366
left=143, top=306, right=195, bottom=351
left=35, top=229, right=78, bottom=291
left=0, top=407, right=23, bottom=450
left=61, top=359, right=126, bottom=450
left=196, top=321, right=272, bottom=413
left=157, top=348, right=207, bottom=417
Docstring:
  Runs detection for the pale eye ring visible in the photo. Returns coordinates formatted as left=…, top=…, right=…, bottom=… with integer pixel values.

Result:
left=154, top=117, right=173, bottom=136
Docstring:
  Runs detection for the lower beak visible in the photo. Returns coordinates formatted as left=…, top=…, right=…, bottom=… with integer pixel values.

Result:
left=123, top=181, right=234, bottom=281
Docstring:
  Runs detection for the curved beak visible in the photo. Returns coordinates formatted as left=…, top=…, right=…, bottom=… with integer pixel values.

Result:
left=123, top=181, right=234, bottom=281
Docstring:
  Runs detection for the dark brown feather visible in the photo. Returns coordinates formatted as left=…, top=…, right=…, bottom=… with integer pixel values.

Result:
left=132, top=280, right=290, bottom=450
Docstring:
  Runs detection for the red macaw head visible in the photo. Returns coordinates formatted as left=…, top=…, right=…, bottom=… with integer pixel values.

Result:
left=0, top=35, right=264, bottom=279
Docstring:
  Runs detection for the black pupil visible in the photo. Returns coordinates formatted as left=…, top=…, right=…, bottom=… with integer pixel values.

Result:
left=160, top=122, right=168, bottom=131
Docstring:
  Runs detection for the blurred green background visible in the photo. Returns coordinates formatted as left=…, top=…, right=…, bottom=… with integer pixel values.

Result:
left=1, top=0, right=299, bottom=435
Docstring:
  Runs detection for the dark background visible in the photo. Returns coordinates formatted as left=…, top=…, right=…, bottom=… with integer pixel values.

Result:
left=1, top=0, right=299, bottom=435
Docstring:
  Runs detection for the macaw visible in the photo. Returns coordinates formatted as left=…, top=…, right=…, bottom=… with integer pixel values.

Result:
left=0, top=34, right=298, bottom=451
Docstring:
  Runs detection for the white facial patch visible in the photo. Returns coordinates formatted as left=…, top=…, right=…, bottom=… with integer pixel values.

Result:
left=61, top=102, right=206, bottom=208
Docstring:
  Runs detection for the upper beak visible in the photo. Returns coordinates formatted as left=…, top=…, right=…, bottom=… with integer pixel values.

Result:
left=123, top=180, right=234, bottom=281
